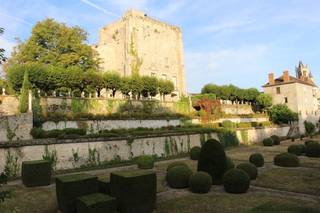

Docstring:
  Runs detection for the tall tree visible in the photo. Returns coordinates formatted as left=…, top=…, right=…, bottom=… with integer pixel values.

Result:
left=158, top=79, right=174, bottom=101
left=141, top=76, right=158, bottom=98
left=103, top=71, right=121, bottom=97
left=19, top=70, right=31, bottom=113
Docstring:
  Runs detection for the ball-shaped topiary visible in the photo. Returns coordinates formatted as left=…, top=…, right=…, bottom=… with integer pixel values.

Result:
left=287, top=145, right=304, bottom=156
left=305, top=141, right=320, bottom=158
left=189, top=171, right=212, bottom=193
left=166, top=162, right=188, bottom=172
left=236, top=163, right=258, bottom=180
left=197, top=139, right=227, bottom=184
left=305, top=140, right=317, bottom=146
left=136, top=155, right=154, bottom=169
left=190, top=146, right=201, bottom=160
left=223, top=169, right=250, bottom=194
left=263, top=138, right=273, bottom=146
left=274, top=153, right=299, bottom=167
left=167, top=165, right=193, bottom=188
left=270, top=135, right=281, bottom=145
left=226, top=157, right=235, bottom=171
left=249, top=153, right=264, bottom=167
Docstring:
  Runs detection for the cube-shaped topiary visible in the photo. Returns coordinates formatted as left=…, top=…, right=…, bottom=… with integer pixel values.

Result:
left=197, top=139, right=227, bottom=184
left=190, top=146, right=201, bottom=160
left=110, top=170, right=156, bottom=213
left=288, top=144, right=305, bottom=156
left=98, top=179, right=110, bottom=195
left=305, top=141, right=320, bottom=157
left=22, top=160, right=52, bottom=187
left=270, top=135, right=281, bottom=145
left=249, top=153, right=264, bottom=167
left=136, top=155, right=154, bottom=169
left=223, top=169, right=250, bottom=194
left=274, top=153, right=299, bottom=167
left=262, top=138, right=273, bottom=146
left=56, top=174, right=98, bottom=213
left=76, top=193, right=117, bottom=213
left=236, top=163, right=258, bottom=180
left=189, top=171, right=212, bottom=193
left=167, top=165, right=193, bottom=188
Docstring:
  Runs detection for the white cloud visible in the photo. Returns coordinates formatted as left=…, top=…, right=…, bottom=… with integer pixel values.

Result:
left=0, top=37, right=16, bottom=57
left=80, top=0, right=120, bottom=17
left=0, top=12, right=33, bottom=26
left=199, top=19, right=254, bottom=34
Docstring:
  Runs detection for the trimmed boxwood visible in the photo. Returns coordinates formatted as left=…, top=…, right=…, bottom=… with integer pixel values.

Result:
left=98, top=179, right=110, bottom=195
left=166, top=161, right=188, bottom=172
left=76, top=193, right=117, bottom=213
left=271, top=135, right=281, bottom=145
left=136, top=155, right=154, bottom=169
left=249, top=153, right=264, bottom=167
left=236, top=163, right=258, bottom=180
left=226, top=157, right=235, bottom=171
left=288, top=144, right=305, bottom=156
left=263, top=138, right=273, bottom=146
left=190, top=146, right=201, bottom=160
left=274, top=153, right=299, bottom=167
left=167, top=165, right=193, bottom=189
left=110, top=170, right=156, bottom=213
left=305, top=141, right=320, bottom=158
left=305, top=140, right=317, bottom=146
left=22, top=160, right=51, bottom=187
left=197, top=139, right=227, bottom=184
left=56, top=174, right=99, bottom=213
left=189, top=172, right=212, bottom=193
left=223, top=169, right=250, bottom=194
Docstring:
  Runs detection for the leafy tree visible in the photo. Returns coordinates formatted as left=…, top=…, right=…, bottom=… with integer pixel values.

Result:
left=201, top=84, right=220, bottom=96
left=0, top=28, right=6, bottom=64
left=129, top=75, right=143, bottom=99
left=83, top=71, right=104, bottom=97
left=120, top=76, right=131, bottom=97
left=268, top=104, right=298, bottom=124
left=304, top=121, right=316, bottom=137
left=159, top=79, right=174, bottom=101
left=244, top=88, right=260, bottom=102
left=256, top=93, right=272, bottom=109
left=19, top=70, right=31, bottom=113
left=141, top=76, right=158, bottom=98
left=103, top=71, right=121, bottom=97
left=7, top=18, right=99, bottom=71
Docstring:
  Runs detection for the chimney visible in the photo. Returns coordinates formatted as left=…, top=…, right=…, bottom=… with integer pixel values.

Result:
left=268, top=73, right=275, bottom=85
left=283, top=70, right=290, bottom=82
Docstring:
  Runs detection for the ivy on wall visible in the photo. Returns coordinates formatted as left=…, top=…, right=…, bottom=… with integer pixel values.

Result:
left=4, top=150, right=20, bottom=178
left=240, top=130, right=249, bottom=144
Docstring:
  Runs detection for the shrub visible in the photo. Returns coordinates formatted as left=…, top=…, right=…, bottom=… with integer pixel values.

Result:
left=217, top=130, right=240, bottom=148
left=249, top=153, right=264, bottom=167
left=221, top=120, right=236, bottom=129
left=262, top=138, right=273, bottom=146
left=30, top=128, right=86, bottom=139
left=288, top=145, right=305, bottom=156
left=270, top=135, right=281, bottom=145
left=223, top=169, right=250, bottom=194
left=190, top=146, right=201, bottom=160
left=166, top=162, right=188, bottom=172
left=136, top=155, right=154, bottom=169
left=236, top=163, right=258, bottom=180
left=19, top=70, right=30, bottom=113
left=226, top=157, right=235, bottom=171
left=22, top=160, right=51, bottom=187
left=76, top=193, right=117, bottom=213
left=274, top=153, right=299, bottom=167
left=198, top=139, right=227, bottom=184
left=305, top=141, right=320, bottom=158
left=167, top=165, right=193, bottom=188
left=304, top=121, right=316, bottom=137
left=56, top=174, right=99, bottom=213
left=110, top=170, right=156, bottom=213
left=237, top=122, right=252, bottom=128
left=269, top=104, right=298, bottom=124
left=305, top=140, right=317, bottom=146
left=98, top=179, right=110, bottom=195
left=189, top=172, right=212, bottom=193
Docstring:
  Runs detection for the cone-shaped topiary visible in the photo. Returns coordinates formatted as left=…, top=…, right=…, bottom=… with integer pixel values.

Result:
left=136, top=155, right=154, bottom=169
left=236, top=163, right=258, bottom=180
left=226, top=157, right=235, bottom=171
left=167, top=165, right=193, bottom=189
left=271, top=135, right=281, bottom=145
left=19, top=70, right=31, bottom=113
left=190, top=146, right=201, bottom=160
left=189, top=171, right=212, bottom=193
left=305, top=141, right=320, bottom=158
left=263, top=138, right=273, bottom=146
left=223, top=169, right=250, bottom=194
left=287, top=145, right=305, bottom=156
left=249, top=153, right=264, bottom=167
left=166, top=162, right=188, bottom=172
left=197, top=139, right=227, bottom=184
left=274, top=153, right=299, bottom=167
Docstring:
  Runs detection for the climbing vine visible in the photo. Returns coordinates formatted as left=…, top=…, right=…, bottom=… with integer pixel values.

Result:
left=42, top=145, right=58, bottom=172
left=4, top=150, right=20, bottom=178
left=129, top=28, right=143, bottom=75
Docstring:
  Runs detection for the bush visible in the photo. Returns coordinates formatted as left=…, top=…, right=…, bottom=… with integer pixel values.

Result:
left=22, top=160, right=51, bottom=187
left=305, top=141, right=320, bottom=158
left=288, top=145, right=305, bottom=156
left=197, top=139, right=227, bottom=184
left=30, top=128, right=86, bottom=139
left=221, top=120, right=236, bottom=129
left=236, top=163, right=258, bottom=180
left=304, top=121, right=316, bottom=137
left=237, top=122, right=252, bottom=128
left=249, top=153, right=264, bottom=167
left=166, top=162, right=188, bottom=172
left=189, top=172, right=212, bottom=193
left=167, top=165, right=193, bottom=189
left=56, top=174, right=99, bottom=213
left=110, top=170, right=156, bottom=213
left=263, top=138, right=273, bottom=146
left=271, top=135, right=281, bottom=145
left=305, top=140, right=317, bottom=146
left=226, top=157, right=235, bottom=171
left=223, top=169, right=250, bottom=194
left=76, top=193, right=117, bottom=213
left=274, top=153, right=299, bottom=167
left=136, top=155, right=154, bottom=169
left=217, top=130, right=240, bottom=148
left=98, top=179, right=110, bottom=195
left=269, top=104, right=298, bottom=124
left=190, top=146, right=201, bottom=160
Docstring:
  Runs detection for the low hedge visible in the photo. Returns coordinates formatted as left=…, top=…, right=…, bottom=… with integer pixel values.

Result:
left=249, top=153, right=264, bottom=167
left=270, top=135, right=281, bottom=145
left=76, top=193, right=117, bottom=213
left=236, top=163, right=258, bottom=180
left=167, top=165, right=193, bottom=189
left=223, top=169, right=250, bottom=194
left=263, top=138, right=273, bottom=146
left=136, top=155, right=154, bottom=169
left=305, top=141, right=320, bottom=158
left=274, top=153, right=299, bottom=167
left=190, top=146, right=201, bottom=160
left=22, top=160, right=51, bottom=187
left=189, top=171, right=212, bottom=193
left=31, top=128, right=86, bottom=139
left=287, top=144, right=305, bottom=156
left=237, top=122, right=252, bottom=128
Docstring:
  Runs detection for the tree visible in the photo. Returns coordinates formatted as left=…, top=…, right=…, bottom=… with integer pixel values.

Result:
left=268, top=104, right=298, bottom=124
left=120, top=76, right=131, bottom=97
left=158, top=79, right=174, bottom=101
left=6, top=18, right=99, bottom=71
left=129, top=75, right=143, bottom=99
left=256, top=93, right=272, bottom=110
left=83, top=71, right=104, bottom=97
left=304, top=121, right=316, bottom=137
left=19, top=70, right=31, bottom=113
left=103, top=72, right=121, bottom=97
left=0, top=28, right=6, bottom=64
left=244, top=88, right=260, bottom=102
left=141, top=76, right=158, bottom=98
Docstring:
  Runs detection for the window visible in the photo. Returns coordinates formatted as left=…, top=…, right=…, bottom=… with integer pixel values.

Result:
left=284, top=97, right=288, bottom=103
left=276, top=87, right=281, bottom=94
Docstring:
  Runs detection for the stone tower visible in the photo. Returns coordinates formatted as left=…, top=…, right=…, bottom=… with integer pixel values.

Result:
left=93, top=9, right=187, bottom=99
left=296, top=61, right=314, bottom=83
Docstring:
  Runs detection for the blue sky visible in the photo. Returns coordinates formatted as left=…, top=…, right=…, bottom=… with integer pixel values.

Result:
left=1, top=0, right=320, bottom=93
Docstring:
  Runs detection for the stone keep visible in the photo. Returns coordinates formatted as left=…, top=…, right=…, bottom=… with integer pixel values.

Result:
left=93, top=10, right=187, bottom=98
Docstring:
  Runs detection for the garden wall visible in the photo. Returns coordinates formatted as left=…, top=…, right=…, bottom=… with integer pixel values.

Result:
left=192, top=117, right=269, bottom=124
left=0, top=95, right=19, bottom=115
left=221, top=104, right=254, bottom=115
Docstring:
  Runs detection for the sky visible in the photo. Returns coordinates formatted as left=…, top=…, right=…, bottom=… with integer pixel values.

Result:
left=1, top=0, right=320, bottom=93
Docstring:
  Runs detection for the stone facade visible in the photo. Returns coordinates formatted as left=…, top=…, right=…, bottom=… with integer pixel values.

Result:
left=0, top=95, right=19, bottom=115
left=93, top=10, right=186, bottom=100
